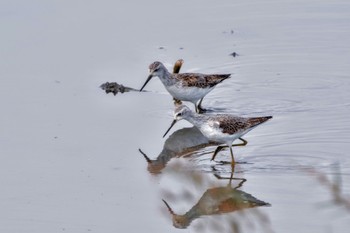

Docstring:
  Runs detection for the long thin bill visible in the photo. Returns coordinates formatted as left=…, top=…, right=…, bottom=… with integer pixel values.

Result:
left=138, top=149, right=151, bottom=163
left=163, top=120, right=177, bottom=138
left=139, top=74, right=153, bottom=92
left=162, top=199, right=174, bottom=215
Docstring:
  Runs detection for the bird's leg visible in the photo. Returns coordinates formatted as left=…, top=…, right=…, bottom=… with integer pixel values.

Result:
left=233, top=177, right=247, bottom=189
left=219, top=138, right=248, bottom=148
left=229, top=146, right=236, bottom=167
left=214, top=169, right=247, bottom=188
left=234, top=137, right=248, bottom=147
left=212, top=138, right=248, bottom=164
left=211, top=145, right=226, bottom=161
left=227, top=138, right=247, bottom=166
left=194, top=103, right=199, bottom=113
left=197, top=98, right=207, bottom=113
left=198, top=98, right=204, bottom=109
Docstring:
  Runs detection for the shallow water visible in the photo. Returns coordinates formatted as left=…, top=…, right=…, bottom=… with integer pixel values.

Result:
left=1, top=0, right=350, bottom=232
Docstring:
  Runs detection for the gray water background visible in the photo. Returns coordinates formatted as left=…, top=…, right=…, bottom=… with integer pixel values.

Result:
left=1, top=0, right=350, bottom=232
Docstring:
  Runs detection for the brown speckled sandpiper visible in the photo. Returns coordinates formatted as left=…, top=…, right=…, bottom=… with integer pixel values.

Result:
left=140, top=61, right=230, bottom=113
left=163, top=105, right=272, bottom=166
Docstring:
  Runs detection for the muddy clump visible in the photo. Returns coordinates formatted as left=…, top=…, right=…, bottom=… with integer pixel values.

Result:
left=100, top=82, right=137, bottom=95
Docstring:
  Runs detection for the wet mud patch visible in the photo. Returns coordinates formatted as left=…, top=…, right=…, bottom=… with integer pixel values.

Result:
left=99, top=82, right=139, bottom=95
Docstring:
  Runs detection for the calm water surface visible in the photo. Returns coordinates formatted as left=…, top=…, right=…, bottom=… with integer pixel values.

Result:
left=1, top=0, right=349, bottom=232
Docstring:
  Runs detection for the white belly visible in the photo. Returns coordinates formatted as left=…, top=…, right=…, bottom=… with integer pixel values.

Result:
left=165, top=85, right=213, bottom=103
left=199, top=124, right=242, bottom=145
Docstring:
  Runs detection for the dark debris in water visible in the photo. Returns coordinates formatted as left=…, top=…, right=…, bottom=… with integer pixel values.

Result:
left=222, top=30, right=234, bottom=34
left=100, top=59, right=184, bottom=96
left=100, top=82, right=138, bottom=95
left=230, top=52, right=239, bottom=57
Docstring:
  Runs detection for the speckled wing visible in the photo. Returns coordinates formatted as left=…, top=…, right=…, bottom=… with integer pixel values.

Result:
left=176, top=73, right=231, bottom=88
left=247, top=116, right=272, bottom=127
left=217, top=115, right=272, bottom=135
left=216, top=115, right=250, bottom=135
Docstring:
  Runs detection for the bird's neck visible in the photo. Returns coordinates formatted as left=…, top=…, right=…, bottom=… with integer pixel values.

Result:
left=158, top=69, right=176, bottom=86
left=185, top=112, right=206, bottom=129
left=182, top=207, right=201, bottom=224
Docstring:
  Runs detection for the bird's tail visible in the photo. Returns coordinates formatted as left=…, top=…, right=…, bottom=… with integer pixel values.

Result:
left=206, top=74, right=231, bottom=87
left=217, top=74, right=231, bottom=82
left=247, top=116, right=272, bottom=128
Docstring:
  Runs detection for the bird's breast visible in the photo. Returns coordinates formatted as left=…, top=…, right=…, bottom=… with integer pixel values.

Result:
left=165, top=85, right=213, bottom=102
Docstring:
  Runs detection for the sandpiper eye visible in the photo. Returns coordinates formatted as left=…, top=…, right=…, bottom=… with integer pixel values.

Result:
left=154, top=68, right=159, bottom=72
left=178, top=112, right=182, bottom=116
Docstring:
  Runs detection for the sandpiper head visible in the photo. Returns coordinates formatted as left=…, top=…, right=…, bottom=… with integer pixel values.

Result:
left=163, top=105, right=192, bottom=138
left=174, top=105, right=192, bottom=121
left=149, top=61, right=164, bottom=73
left=139, top=149, right=165, bottom=174
left=162, top=199, right=190, bottom=229
left=139, top=61, right=166, bottom=92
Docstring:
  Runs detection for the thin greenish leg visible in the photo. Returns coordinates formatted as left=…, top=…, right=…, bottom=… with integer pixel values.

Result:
left=229, top=146, right=235, bottom=166
left=237, top=137, right=248, bottom=146
left=197, top=98, right=206, bottom=113
left=212, top=138, right=248, bottom=163
left=211, top=145, right=225, bottom=161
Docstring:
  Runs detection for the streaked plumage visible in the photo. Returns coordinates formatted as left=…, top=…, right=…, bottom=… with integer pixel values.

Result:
left=163, top=105, right=272, bottom=165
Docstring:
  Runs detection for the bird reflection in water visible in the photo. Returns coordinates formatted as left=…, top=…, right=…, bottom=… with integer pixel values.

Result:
left=139, top=126, right=220, bottom=174
left=139, top=59, right=220, bottom=174
left=162, top=172, right=270, bottom=229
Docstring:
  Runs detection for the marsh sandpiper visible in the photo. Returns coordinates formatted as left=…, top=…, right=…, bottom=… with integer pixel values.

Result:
left=163, top=105, right=272, bottom=166
left=139, top=61, right=230, bottom=113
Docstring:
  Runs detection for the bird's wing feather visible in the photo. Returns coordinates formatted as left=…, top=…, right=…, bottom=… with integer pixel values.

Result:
left=217, top=115, right=250, bottom=135
left=218, top=115, right=272, bottom=135
left=176, top=73, right=230, bottom=88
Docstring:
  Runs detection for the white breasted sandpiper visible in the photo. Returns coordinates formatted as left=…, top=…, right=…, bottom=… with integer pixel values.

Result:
left=140, top=61, right=230, bottom=113
left=163, top=105, right=272, bottom=165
